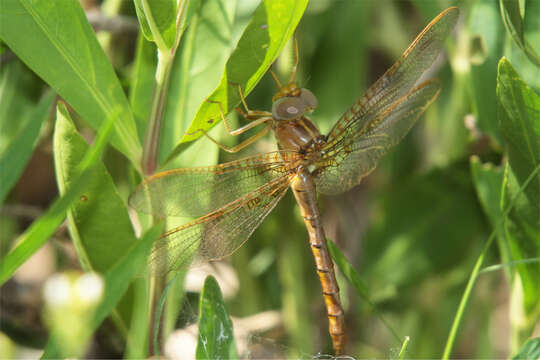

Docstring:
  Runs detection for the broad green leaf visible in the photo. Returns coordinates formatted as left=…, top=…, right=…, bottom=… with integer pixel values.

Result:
left=196, top=276, right=238, bottom=360
left=497, top=58, right=540, bottom=212
left=497, top=58, right=540, bottom=341
left=129, top=34, right=157, bottom=143
left=468, top=0, right=504, bottom=143
left=159, top=0, right=236, bottom=166
left=512, top=337, right=540, bottom=360
left=0, top=0, right=141, bottom=166
left=470, top=157, right=510, bottom=271
left=167, top=0, right=309, bottom=162
left=134, top=0, right=177, bottom=50
left=42, top=225, right=161, bottom=359
left=53, top=102, right=137, bottom=273
left=0, top=91, right=55, bottom=204
left=523, top=0, right=540, bottom=66
left=0, top=102, right=115, bottom=285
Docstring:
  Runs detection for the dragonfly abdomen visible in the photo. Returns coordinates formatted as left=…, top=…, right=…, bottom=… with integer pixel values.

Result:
left=291, top=168, right=346, bottom=355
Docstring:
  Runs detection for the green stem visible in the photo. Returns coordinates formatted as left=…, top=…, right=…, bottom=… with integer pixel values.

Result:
left=442, top=163, right=540, bottom=359
left=141, top=49, right=173, bottom=175
left=398, top=336, right=410, bottom=360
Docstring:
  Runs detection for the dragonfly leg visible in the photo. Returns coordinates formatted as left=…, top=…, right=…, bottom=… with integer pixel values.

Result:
left=191, top=123, right=271, bottom=153
left=268, top=35, right=299, bottom=88
left=230, top=83, right=273, bottom=121
left=206, top=96, right=272, bottom=135
left=287, top=35, right=299, bottom=84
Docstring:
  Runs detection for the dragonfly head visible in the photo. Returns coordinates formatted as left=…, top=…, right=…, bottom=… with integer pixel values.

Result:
left=272, top=84, right=318, bottom=121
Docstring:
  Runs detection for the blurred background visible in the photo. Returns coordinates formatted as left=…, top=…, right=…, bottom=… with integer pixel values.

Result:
left=1, top=0, right=539, bottom=358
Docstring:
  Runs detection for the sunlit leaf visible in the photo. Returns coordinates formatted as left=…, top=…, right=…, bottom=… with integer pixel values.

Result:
left=133, top=0, right=177, bottom=50
left=512, top=337, right=540, bottom=360
left=196, top=276, right=238, bottom=360
left=53, top=103, right=137, bottom=273
left=167, top=0, right=309, bottom=162
left=159, top=0, right=236, bottom=166
left=0, top=0, right=141, bottom=166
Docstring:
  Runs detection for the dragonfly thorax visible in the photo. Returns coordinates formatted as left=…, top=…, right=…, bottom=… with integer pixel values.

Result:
left=273, top=116, right=325, bottom=155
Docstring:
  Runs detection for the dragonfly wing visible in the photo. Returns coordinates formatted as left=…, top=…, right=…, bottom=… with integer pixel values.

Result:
left=149, top=175, right=292, bottom=274
left=326, top=7, right=458, bottom=143
left=129, top=151, right=298, bottom=217
left=315, top=79, right=441, bottom=195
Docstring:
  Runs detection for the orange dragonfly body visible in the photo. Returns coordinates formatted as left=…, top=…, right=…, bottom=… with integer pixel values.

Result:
left=130, top=7, right=459, bottom=355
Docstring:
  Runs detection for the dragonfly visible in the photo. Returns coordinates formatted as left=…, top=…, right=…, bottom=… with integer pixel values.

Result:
left=130, top=7, right=459, bottom=355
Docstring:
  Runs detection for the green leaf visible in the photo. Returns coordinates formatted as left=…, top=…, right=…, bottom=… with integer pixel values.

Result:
left=523, top=0, right=540, bottom=66
left=512, top=337, right=540, bottom=360
left=500, top=0, right=523, bottom=43
left=41, top=225, right=161, bottom=359
left=125, top=277, right=150, bottom=359
left=167, top=0, right=309, bottom=162
left=470, top=157, right=510, bottom=270
left=133, top=0, right=177, bottom=50
left=0, top=60, right=41, bottom=154
left=499, top=0, right=540, bottom=67
left=0, top=0, right=141, bottom=166
left=497, top=57, right=540, bottom=215
left=159, top=0, right=236, bottom=166
left=130, top=34, right=158, bottom=143
left=0, top=102, right=115, bottom=285
left=497, top=57, right=540, bottom=342
left=196, top=276, right=238, bottom=360
left=468, top=0, right=504, bottom=143
left=328, top=239, right=370, bottom=302
left=53, top=102, right=137, bottom=273
left=0, top=91, right=55, bottom=203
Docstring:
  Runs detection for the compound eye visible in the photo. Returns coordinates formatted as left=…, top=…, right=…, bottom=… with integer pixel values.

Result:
left=300, top=88, right=318, bottom=110
left=272, top=96, right=306, bottom=120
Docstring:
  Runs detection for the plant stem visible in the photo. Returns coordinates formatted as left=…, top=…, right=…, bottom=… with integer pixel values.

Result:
left=442, top=163, right=540, bottom=359
left=142, top=49, right=173, bottom=175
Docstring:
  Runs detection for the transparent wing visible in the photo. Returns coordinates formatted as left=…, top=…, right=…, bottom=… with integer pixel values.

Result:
left=314, top=79, right=441, bottom=195
left=149, top=175, right=291, bottom=273
left=129, top=151, right=298, bottom=217
left=326, top=7, right=458, bottom=143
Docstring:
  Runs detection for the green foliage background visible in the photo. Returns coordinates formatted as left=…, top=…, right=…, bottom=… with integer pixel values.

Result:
left=0, top=0, right=539, bottom=358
